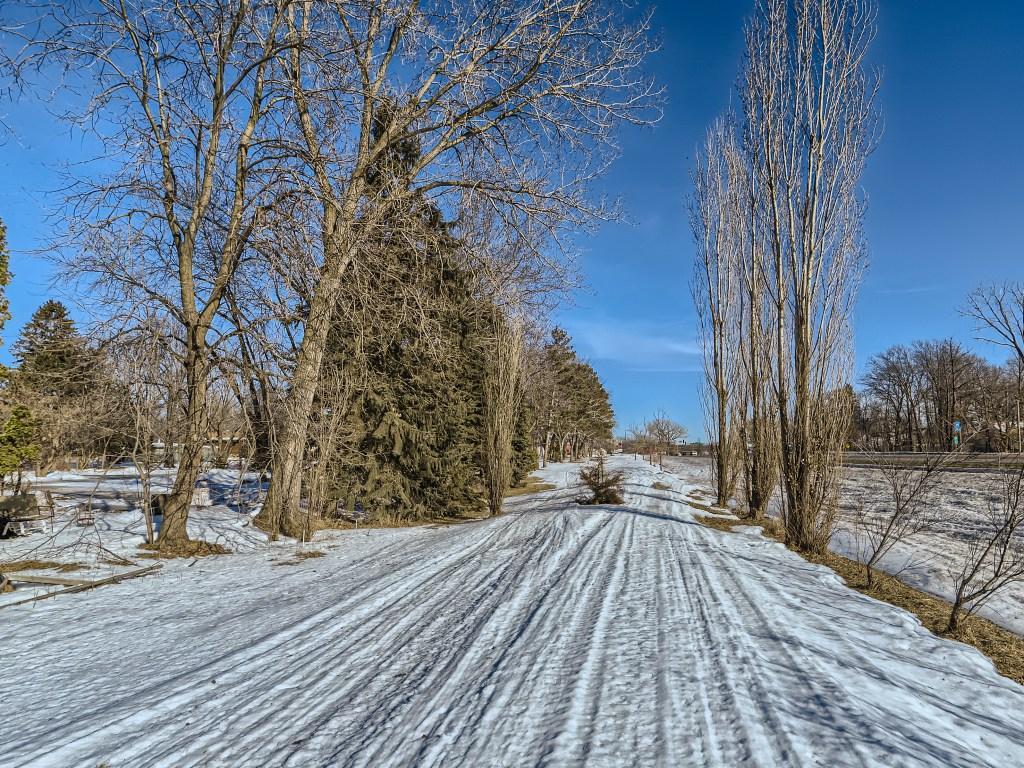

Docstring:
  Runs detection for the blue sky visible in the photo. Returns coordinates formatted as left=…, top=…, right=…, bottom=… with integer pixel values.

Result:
left=2, top=2, right=1023, bottom=439
left=553, top=0, right=1024, bottom=437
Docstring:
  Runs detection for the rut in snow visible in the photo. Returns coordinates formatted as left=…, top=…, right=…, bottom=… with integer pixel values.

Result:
left=2, top=457, right=1024, bottom=767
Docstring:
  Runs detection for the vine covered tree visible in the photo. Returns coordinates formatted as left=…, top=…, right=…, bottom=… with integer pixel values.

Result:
left=0, top=215, right=10, bottom=341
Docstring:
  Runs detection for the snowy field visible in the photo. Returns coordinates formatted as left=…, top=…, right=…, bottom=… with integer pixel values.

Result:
left=0, top=468, right=268, bottom=606
left=663, top=456, right=1024, bottom=635
left=2, top=456, right=1024, bottom=767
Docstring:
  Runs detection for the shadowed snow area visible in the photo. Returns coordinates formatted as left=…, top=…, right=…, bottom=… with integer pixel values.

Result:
left=2, top=456, right=1024, bottom=767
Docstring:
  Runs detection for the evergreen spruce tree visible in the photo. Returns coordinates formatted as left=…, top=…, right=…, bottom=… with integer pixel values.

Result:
left=314, top=104, right=487, bottom=521
left=0, top=216, right=11, bottom=341
left=0, top=215, right=10, bottom=337
left=510, top=398, right=538, bottom=488
left=0, top=216, right=11, bottom=393
left=12, top=300, right=94, bottom=398
left=578, top=454, right=624, bottom=505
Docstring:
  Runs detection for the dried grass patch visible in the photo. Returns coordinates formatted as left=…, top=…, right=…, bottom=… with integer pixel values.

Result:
left=138, top=540, right=231, bottom=559
left=313, top=515, right=430, bottom=531
left=0, top=560, right=87, bottom=573
left=274, top=549, right=326, bottom=567
left=505, top=481, right=557, bottom=498
left=652, top=482, right=672, bottom=491
left=692, top=511, right=1024, bottom=685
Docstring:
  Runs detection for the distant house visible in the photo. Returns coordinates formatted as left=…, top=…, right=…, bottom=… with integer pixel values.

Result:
left=152, top=433, right=243, bottom=467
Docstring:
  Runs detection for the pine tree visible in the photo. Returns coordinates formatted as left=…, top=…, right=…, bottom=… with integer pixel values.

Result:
left=526, top=328, right=615, bottom=463
left=578, top=454, right=624, bottom=505
left=510, top=398, right=538, bottom=487
left=0, top=406, right=39, bottom=491
left=313, top=104, right=488, bottom=521
left=12, top=300, right=94, bottom=398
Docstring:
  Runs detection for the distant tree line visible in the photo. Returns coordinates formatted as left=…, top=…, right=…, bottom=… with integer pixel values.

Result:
left=524, top=329, right=616, bottom=467
left=853, top=288, right=1024, bottom=453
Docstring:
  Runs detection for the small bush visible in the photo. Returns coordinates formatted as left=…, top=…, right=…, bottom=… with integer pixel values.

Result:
left=578, top=456, right=625, bottom=505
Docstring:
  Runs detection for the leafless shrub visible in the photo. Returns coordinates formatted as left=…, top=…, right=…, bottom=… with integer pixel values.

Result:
left=853, top=449, right=955, bottom=587
left=946, top=466, right=1024, bottom=634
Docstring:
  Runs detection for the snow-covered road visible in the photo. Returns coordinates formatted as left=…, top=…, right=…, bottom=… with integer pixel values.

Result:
left=3, top=457, right=1024, bottom=767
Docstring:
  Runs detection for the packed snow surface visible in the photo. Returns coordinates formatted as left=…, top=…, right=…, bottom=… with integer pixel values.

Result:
left=2, top=457, right=1024, bottom=767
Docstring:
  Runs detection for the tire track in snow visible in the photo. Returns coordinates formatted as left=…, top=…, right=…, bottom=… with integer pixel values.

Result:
left=5, top=457, right=1024, bottom=767
left=369, top=509, right=625, bottom=766
left=5, top=517, right=538, bottom=765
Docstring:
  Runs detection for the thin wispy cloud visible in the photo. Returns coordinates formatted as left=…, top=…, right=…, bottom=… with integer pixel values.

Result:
left=569, top=319, right=701, bottom=372
left=872, top=284, right=941, bottom=295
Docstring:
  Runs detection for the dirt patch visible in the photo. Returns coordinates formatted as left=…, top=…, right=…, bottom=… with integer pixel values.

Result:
left=686, top=498, right=735, bottom=517
left=692, top=511, right=1024, bottom=685
left=505, top=481, right=557, bottom=498
left=652, top=482, right=672, bottom=491
left=138, top=540, right=231, bottom=559
left=312, top=512, right=483, bottom=532
left=0, top=560, right=88, bottom=573
left=274, top=549, right=328, bottom=567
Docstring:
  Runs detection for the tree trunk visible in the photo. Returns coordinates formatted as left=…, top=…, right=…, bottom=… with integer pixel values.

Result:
left=158, top=341, right=209, bottom=548
left=945, top=603, right=963, bottom=635
left=715, top=392, right=729, bottom=506
left=260, top=217, right=353, bottom=539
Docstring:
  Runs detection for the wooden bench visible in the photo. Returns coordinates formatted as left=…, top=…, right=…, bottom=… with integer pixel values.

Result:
left=0, top=494, right=50, bottom=537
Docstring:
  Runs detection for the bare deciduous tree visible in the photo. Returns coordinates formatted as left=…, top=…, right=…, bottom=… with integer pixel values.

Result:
left=645, top=411, right=687, bottom=469
left=735, top=122, right=780, bottom=520
left=964, top=283, right=1024, bottom=365
left=691, top=115, right=743, bottom=505
left=258, top=0, right=659, bottom=536
left=743, top=0, right=878, bottom=551
left=482, top=307, right=525, bottom=517
left=964, top=282, right=1024, bottom=453
left=12, top=0, right=294, bottom=550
